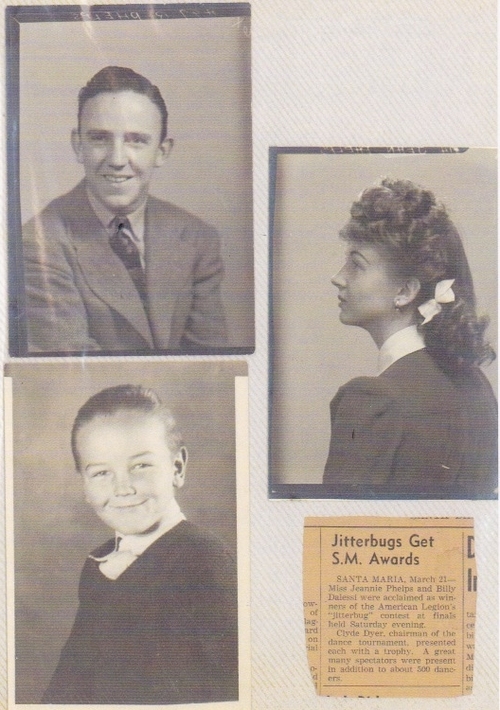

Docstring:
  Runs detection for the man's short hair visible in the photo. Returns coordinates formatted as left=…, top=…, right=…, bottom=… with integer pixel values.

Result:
left=71, top=384, right=183, bottom=470
left=78, top=66, right=168, bottom=142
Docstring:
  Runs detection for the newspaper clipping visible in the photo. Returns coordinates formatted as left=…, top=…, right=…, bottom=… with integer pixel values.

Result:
left=303, top=517, right=476, bottom=698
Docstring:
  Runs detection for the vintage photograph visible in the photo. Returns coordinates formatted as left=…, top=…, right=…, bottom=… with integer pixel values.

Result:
left=7, top=4, right=254, bottom=356
left=269, top=148, right=497, bottom=499
left=5, top=361, right=248, bottom=706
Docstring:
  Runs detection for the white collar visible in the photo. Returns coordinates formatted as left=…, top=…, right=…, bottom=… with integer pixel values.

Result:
left=114, top=498, right=186, bottom=557
left=377, top=325, right=425, bottom=374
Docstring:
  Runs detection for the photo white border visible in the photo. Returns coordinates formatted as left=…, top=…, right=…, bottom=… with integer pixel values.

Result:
left=4, top=371, right=250, bottom=710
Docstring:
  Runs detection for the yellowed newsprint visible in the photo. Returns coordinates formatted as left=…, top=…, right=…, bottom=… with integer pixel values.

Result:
left=303, top=517, right=476, bottom=698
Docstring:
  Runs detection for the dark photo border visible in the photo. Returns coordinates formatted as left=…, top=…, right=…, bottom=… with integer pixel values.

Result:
left=7, top=3, right=254, bottom=357
left=269, top=146, right=497, bottom=500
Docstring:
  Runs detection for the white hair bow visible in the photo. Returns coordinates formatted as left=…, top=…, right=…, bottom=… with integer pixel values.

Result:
left=418, top=279, right=455, bottom=325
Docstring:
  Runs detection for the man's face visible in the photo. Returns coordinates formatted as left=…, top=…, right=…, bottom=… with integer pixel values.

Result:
left=76, top=411, right=186, bottom=536
left=72, top=90, right=170, bottom=214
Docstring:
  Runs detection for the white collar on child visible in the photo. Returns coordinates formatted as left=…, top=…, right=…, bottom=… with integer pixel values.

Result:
left=90, top=498, right=186, bottom=580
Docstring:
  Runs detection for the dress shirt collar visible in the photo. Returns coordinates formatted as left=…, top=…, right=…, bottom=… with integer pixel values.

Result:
left=85, top=185, right=147, bottom=261
left=377, top=325, right=425, bottom=374
left=114, top=498, right=186, bottom=557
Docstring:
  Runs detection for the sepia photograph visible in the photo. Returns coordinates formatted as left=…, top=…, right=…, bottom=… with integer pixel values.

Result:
left=269, top=148, right=497, bottom=499
left=5, top=360, right=248, bottom=707
left=7, top=4, right=254, bottom=356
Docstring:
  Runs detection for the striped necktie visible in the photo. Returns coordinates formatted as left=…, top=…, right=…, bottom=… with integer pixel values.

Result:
left=109, top=216, right=147, bottom=302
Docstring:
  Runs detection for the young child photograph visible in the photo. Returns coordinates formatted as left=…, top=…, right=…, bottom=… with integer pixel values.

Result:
left=6, top=361, right=246, bottom=706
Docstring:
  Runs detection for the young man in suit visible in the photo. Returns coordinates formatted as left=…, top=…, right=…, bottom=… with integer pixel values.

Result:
left=42, top=384, right=238, bottom=704
left=22, top=67, right=228, bottom=354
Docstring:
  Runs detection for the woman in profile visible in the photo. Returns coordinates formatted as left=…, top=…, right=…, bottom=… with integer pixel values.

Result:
left=323, top=178, right=497, bottom=498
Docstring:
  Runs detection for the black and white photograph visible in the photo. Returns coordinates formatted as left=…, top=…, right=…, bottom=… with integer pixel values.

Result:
left=269, top=148, right=497, bottom=499
left=5, top=360, right=248, bottom=706
left=7, top=4, right=254, bottom=356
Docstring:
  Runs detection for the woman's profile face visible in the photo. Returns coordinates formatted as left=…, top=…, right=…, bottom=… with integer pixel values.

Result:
left=331, top=242, right=404, bottom=337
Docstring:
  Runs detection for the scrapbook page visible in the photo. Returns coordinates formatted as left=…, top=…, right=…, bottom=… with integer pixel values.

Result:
left=1, top=1, right=497, bottom=709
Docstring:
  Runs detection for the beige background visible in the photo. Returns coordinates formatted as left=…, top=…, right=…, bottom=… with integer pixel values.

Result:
left=1, top=1, right=498, bottom=710
left=271, top=149, right=497, bottom=484
left=18, top=14, right=254, bottom=349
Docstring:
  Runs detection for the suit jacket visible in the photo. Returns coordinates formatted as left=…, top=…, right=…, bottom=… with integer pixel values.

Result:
left=42, top=521, right=238, bottom=705
left=21, top=182, right=228, bottom=354
left=323, top=349, right=497, bottom=498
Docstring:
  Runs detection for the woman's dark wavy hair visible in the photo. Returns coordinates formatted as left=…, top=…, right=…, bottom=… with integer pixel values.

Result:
left=340, top=178, right=495, bottom=373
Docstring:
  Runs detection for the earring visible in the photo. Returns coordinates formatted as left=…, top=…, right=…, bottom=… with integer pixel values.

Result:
left=394, top=301, right=401, bottom=311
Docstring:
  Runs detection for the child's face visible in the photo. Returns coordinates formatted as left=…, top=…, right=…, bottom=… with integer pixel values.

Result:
left=76, top=411, right=186, bottom=536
